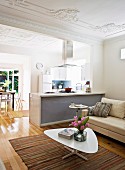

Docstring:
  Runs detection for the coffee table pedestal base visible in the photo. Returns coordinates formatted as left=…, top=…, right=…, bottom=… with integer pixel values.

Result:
left=62, top=146, right=88, bottom=160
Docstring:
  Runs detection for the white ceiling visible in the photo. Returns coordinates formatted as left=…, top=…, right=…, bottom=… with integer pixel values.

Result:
left=0, top=24, right=61, bottom=48
left=0, top=0, right=125, bottom=47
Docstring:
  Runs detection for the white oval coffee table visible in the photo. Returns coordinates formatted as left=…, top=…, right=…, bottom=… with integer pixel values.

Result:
left=44, top=128, right=98, bottom=160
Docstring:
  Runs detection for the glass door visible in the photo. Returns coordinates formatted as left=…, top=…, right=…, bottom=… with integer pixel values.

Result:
left=0, top=69, right=19, bottom=94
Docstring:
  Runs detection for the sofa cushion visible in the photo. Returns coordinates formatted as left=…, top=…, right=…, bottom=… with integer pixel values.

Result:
left=101, top=97, right=125, bottom=119
left=88, top=106, right=95, bottom=116
left=89, top=116, right=125, bottom=136
left=92, top=102, right=112, bottom=118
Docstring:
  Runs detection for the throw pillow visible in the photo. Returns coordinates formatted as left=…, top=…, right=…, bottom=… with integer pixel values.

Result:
left=92, top=102, right=112, bottom=118
left=88, top=106, right=95, bottom=116
left=101, top=97, right=125, bottom=119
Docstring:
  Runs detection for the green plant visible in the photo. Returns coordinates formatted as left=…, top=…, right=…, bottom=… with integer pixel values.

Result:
left=14, top=76, right=19, bottom=93
left=3, top=80, right=11, bottom=87
left=0, top=71, right=7, bottom=76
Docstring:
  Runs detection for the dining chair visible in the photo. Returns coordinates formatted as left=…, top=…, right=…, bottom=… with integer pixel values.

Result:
left=0, top=92, right=12, bottom=115
left=15, top=93, right=24, bottom=111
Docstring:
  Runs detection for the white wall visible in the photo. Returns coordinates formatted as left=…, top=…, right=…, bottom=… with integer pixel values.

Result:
left=90, top=44, right=104, bottom=92
left=104, top=36, right=125, bottom=100
left=30, top=40, right=63, bottom=92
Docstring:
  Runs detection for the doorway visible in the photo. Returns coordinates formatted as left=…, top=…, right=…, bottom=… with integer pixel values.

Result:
left=0, top=53, right=31, bottom=110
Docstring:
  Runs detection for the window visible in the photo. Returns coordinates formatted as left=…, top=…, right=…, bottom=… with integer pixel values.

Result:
left=121, top=48, right=125, bottom=59
left=0, top=69, right=19, bottom=93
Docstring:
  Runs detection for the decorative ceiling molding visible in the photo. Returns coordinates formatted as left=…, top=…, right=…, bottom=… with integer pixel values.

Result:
left=49, top=8, right=79, bottom=22
left=6, top=0, right=26, bottom=6
left=1, top=1, right=93, bottom=31
left=92, top=23, right=125, bottom=34
left=0, top=1, right=119, bottom=37
left=0, top=1, right=125, bottom=39
left=0, top=1, right=90, bottom=31
left=0, top=13, right=102, bottom=44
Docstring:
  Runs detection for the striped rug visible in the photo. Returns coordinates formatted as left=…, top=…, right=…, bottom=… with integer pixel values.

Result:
left=9, top=134, right=125, bottom=170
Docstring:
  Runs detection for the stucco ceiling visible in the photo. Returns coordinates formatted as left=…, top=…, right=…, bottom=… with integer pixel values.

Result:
left=0, top=23, right=61, bottom=48
left=0, top=0, right=125, bottom=47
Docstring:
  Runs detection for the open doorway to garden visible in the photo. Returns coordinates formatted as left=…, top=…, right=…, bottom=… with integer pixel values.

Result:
left=0, top=53, right=31, bottom=111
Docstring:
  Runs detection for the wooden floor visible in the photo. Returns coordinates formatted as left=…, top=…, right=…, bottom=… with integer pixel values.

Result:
left=0, top=111, right=125, bottom=170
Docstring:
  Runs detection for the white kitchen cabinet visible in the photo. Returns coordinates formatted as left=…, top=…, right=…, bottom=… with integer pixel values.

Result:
left=59, top=67, right=67, bottom=80
left=66, top=67, right=81, bottom=82
left=81, top=63, right=90, bottom=81
left=50, top=68, right=59, bottom=80
left=50, top=67, right=67, bottom=80
left=50, top=67, right=81, bottom=83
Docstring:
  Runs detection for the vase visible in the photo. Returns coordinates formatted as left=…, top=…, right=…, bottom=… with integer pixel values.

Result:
left=74, top=130, right=87, bottom=142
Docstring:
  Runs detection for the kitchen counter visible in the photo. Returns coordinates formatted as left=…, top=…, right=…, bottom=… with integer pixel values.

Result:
left=30, top=91, right=105, bottom=97
left=29, top=92, right=105, bottom=126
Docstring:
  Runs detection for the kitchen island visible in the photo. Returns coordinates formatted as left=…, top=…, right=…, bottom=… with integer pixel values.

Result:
left=29, top=92, right=105, bottom=126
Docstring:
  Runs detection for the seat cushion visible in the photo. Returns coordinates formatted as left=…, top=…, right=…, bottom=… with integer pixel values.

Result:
left=101, top=97, right=125, bottom=119
left=91, top=102, right=112, bottom=118
left=89, top=116, right=125, bottom=136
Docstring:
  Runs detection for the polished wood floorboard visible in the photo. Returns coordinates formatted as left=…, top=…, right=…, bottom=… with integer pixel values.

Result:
left=0, top=111, right=125, bottom=170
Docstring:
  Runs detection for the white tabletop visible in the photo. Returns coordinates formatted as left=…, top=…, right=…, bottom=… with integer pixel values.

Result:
left=69, top=104, right=88, bottom=109
left=44, top=128, right=98, bottom=153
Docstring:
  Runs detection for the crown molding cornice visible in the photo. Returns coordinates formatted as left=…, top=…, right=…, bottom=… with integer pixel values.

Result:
left=104, top=33, right=125, bottom=45
left=6, top=0, right=27, bottom=6
left=49, top=8, right=79, bottom=22
left=93, top=23, right=125, bottom=34
left=0, top=13, right=103, bottom=45
left=1, top=1, right=125, bottom=39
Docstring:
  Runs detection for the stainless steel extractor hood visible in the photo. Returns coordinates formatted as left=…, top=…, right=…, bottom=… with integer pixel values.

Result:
left=56, top=40, right=78, bottom=67
left=63, top=40, right=73, bottom=60
left=57, top=63, right=77, bottom=67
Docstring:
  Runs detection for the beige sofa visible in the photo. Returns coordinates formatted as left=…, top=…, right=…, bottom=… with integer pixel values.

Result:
left=82, top=97, right=125, bottom=143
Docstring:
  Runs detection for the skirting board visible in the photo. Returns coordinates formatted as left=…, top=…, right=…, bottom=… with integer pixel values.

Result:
left=40, top=119, right=74, bottom=127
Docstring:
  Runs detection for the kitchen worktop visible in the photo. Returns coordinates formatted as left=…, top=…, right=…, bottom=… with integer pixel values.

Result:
left=30, top=91, right=105, bottom=97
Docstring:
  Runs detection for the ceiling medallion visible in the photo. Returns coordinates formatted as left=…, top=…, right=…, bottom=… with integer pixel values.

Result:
left=7, top=0, right=25, bottom=5
left=49, top=8, right=79, bottom=22
left=94, top=23, right=125, bottom=33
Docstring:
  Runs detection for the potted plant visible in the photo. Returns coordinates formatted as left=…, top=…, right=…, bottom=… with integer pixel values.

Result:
left=2, top=80, right=11, bottom=92
left=70, top=115, right=89, bottom=142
